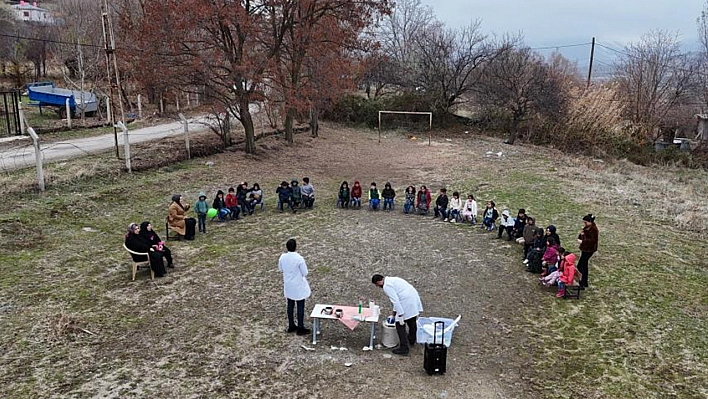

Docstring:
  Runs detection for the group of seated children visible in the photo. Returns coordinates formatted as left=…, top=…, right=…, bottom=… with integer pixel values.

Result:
left=194, top=182, right=264, bottom=233
left=276, top=177, right=316, bottom=213
left=512, top=213, right=579, bottom=298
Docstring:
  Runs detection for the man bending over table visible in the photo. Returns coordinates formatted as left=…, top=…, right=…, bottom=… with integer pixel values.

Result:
left=371, top=274, right=424, bottom=356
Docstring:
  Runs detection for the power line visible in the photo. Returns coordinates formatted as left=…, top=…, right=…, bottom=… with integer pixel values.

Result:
left=0, top=32, right=104, bottom=49
left=530, top=42, right=592, bottom=51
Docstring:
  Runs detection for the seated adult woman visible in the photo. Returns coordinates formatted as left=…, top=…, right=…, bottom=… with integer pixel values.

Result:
left=139, top=221, right=174, bottom=268
left=125, top=223, right=167, bottom=277
left=168, top=194, right=196, bottom=240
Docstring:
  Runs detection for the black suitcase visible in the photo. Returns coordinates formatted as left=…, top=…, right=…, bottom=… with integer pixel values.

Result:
left=424, top=321, right=447, bottom=375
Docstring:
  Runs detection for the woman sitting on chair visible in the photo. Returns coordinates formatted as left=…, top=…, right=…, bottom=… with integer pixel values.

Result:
left=168, top=194, right=196, bottom=240
left=125, top=223, right=167, bottom=277
left=139, top=221, right=174, bottom=269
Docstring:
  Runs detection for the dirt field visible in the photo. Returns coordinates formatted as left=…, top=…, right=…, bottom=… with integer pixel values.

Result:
left=0, top=124, right=706, bottom=399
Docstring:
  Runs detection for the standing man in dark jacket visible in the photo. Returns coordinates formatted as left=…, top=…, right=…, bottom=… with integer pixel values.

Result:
left=433, top=188, right=449, bottom=220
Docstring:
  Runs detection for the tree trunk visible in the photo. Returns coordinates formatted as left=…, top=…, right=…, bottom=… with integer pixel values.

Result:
left=310, top=105, right=319, bottom=138
left=506, top=118, right=519, bottom=144
left=239, top=100, right=256, bottom=154
left=284, top=107, right=295, bottom=145
left=220, top=111, right=232, bottom=147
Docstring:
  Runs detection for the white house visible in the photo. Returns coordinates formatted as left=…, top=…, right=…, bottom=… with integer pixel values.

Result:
left=11, top=1, right=54, bottom=24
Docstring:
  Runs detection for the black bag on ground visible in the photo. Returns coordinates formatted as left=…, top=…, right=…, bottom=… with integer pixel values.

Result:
left=184, top=217, right=196, bottom=240
left=424, top=321, right=447, bottom=375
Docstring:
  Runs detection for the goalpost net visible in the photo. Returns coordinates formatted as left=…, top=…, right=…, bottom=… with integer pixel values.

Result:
left=378, top=111, right=433, bottom=145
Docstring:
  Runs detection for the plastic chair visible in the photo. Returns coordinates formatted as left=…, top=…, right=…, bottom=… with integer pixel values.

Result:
left=123, top=244, right=155, bottom=281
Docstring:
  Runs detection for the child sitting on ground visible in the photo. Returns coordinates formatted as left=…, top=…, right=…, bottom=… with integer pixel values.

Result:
left=512, top=209, right=527, bottom=240
left=482, top=201, right=499, bottom=231
left=403, top=186, right=416, bottom=214
left=212, top=190, right=231, bottom=221
left=382, top=182, right=396, bottom=211
left=434, top=188, right=449, bottom=220
left=338, top=181, right=350, bottom=208
left=462, top=194, right=477, bottom=225
left=540, top=237, right=560, bottom=276
left=276, top=181, right=295, bottom=213
left=368, top=182, right=381, bottom=210
left=225, top=187, right=241, bottom=220
left=497, top=209, right=515, bottom=240
left=350, top=180, right=362, bottom=208
left=290, top=180, right=302, bottom=209
left=448, top=191, right=463, bottom=223
left=417, top=185, right=431, bottom=215
left=249, top=183, right=263, bottom=211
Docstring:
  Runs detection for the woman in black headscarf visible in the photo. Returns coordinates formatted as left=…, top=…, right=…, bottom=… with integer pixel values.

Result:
left=139, top=221, right=174, bottom=268
left=124, top=222, right=167, bottom=277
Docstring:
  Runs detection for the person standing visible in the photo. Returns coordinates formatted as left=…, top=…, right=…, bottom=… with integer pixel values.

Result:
left=577, top=214, right=599, bottom=289
left=278, top=239, right=311, bottom=335
left=371, top=274, right=424, bottom=356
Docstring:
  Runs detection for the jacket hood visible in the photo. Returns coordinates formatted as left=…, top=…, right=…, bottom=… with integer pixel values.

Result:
left=139, top=221, right=150, bottom=231
left=216, top=190, right=224, bottom=196
left=502, top=210, right=510, bottom=217
left=354, top=181, right=360, bottom=186
left=547, top=225, right=556, bottom=233
left=198, top=191, right=206, bottom=199
left=565, top=253, right=577, bottom=265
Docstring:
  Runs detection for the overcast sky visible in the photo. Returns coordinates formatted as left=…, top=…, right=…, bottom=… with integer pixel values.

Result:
left=420, top=0, right=706, bottom=68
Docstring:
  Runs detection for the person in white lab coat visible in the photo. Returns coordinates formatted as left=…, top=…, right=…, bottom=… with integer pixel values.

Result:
left=372, top=274, right=424, bottom=356
left=279, top=239, right=311, bottom=335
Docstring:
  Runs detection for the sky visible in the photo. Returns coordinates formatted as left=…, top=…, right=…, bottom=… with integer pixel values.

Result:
left=420, top=0, right=707, bottom=74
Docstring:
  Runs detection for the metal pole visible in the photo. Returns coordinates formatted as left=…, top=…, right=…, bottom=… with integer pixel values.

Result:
left=586, top=37, right=596, bottom=90
left=65, top=98, right=72, bottom=129
left=18, top=102, right=26, bottom=136
left=137, top=94, right=142, bottom=119
left=117, top=121, right=131, bottom=173
left=179, top=113, right=190, bottom=159
left=378, top=111, right=381, bottom=144
left=28, top=127, right=44, bottom=191
left=428, top=114, right=432, bottom=146
left=106, top=96, right=111, bottom=124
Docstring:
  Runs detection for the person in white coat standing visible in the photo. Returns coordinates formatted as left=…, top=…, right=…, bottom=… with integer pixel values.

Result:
left=372, top=274, right=424, bottom=356
left=279, top=239, right=311, bottom=335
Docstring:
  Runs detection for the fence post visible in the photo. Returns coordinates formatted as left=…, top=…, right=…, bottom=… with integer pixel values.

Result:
left=137, top=94, right=142, bottom=119
left=176, top=96, right=180, bottom=112
left=116, top=121, right=131, bottom=173
left=18, top=102, right=26, bottom=136
left=65, top=98, right=72, bottom=129
left=179, top=113, right=190, bottom=159
left=106, top=96, right=112, bottom=124
left=27, top=127, right=45, bottom=191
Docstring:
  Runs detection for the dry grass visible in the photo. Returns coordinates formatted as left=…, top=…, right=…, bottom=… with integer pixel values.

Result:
left=0, top=123, right=706, bottom=399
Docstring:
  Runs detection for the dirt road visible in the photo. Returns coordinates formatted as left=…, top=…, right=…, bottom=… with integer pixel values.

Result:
left=0, top=116, right=212, bottom=171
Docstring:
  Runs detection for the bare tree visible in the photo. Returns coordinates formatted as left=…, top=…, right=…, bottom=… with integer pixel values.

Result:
left=696, top=2, right=708, bottom=110
left=0, top=4, right=16, bottom=74
left=475, top=46, right=564, bottom=144
left=613, top=30, right=695, bottom=141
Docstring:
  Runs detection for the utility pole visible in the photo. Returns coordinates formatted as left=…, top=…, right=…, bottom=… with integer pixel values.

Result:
left=586, top=37, right=596, bottom=90
left=102, top=0, right=126, bottom=162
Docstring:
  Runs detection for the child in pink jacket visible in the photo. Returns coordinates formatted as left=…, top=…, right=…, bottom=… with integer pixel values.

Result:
left=540, top=237, right=559, bottom=276
left=540, top=249, right=576, bottom=287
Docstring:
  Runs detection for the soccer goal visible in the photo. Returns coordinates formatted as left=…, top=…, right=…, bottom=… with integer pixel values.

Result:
left=378, top=111, right=433, bottom=145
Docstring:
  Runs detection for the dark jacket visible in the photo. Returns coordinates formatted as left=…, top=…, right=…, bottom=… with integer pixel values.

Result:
left=382, top=187, right=396, bottom=199
left=435, top=194, right=449, bottom=209
left=483, top=207, right=499, bottom=221
left=213, top=190, right=227, bottom=210
left=514, top=215, right=527, bottom=233
left=291, top=184, right=302, bottom=201
left=236, top=185, right=250, bottom=203
left=139, top=221, right=163, bottom=245
left=579, top=223, right=599, bottom=253
left=125, top=233, right=152, bottom=262
left=523, top=224, right=541, bottom=244
left=276, top=186, right=292, bottom=201
left=339, top=187, right=350, bottom=201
